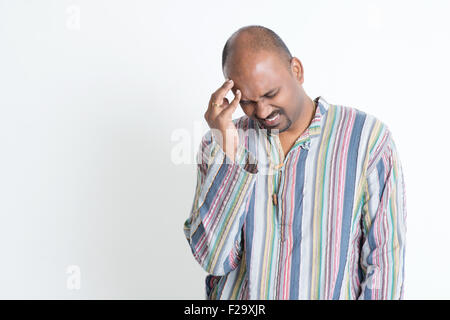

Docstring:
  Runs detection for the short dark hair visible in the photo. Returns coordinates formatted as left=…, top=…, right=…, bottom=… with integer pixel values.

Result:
left=222, top=25, right=293, bottom=72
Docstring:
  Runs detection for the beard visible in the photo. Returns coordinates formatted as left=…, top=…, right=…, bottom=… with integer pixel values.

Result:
left=266, top=115, right=292, bottom=135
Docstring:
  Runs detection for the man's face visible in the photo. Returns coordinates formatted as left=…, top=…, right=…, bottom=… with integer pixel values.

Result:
left=224, top=51, right=303, bottom=135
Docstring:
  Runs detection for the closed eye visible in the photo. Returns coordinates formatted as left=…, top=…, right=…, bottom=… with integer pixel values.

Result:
left=241, top=92, right=277, bottom=105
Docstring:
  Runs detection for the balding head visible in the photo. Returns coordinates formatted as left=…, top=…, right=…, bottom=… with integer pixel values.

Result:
left=219, top=25, right=313, bottom=137
left=222, top=25, right=293, bottom=75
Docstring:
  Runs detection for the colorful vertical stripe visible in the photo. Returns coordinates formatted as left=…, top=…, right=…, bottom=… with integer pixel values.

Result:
left=183, top=96, right=407, bottom=299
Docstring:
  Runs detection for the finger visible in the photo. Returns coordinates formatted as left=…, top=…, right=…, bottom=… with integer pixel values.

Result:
left=211, top=79, right=234, bottom=106
left=209, top=97, right=230, bottom=118
left=221, top=89, right=241, bottom=117
left=207, top=80, right=233, bottom=115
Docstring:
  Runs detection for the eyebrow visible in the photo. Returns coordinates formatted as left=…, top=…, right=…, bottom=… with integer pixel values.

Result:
left=239, top=87, right=280, bottom=103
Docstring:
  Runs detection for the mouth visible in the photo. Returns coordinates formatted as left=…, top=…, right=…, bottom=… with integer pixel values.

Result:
left=261, top=112, right=281, bottom=127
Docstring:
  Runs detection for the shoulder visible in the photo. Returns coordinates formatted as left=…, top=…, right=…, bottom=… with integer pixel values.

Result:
left=327, top=103, right=381, bottom=128
left=325, top=102, right=391, bottom=143
left=326, top=102, right=395, bottom=172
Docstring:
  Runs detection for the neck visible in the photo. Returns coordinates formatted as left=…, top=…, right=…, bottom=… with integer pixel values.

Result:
left=280, top=96, right=315, bottom=139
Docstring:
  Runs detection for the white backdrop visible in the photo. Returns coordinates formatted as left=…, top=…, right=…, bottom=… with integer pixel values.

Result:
left=0, top=0, right=449, bottom=299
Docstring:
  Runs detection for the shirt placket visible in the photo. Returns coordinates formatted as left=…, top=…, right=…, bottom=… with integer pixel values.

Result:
left=271, top=134, right=311, bottom=243
left=271, top=136, right=288, bottom=243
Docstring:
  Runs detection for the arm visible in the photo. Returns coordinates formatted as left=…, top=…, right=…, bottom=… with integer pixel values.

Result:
left=358, top=128, right=407, bottom=299
left=183, top=130, right=258, bottom=276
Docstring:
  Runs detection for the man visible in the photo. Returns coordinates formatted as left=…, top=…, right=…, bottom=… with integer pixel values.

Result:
left=183, top=25, right=407, bottom=300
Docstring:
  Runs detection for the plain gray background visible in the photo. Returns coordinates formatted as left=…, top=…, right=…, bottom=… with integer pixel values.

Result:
left=0, top=0, right=449, bottom=299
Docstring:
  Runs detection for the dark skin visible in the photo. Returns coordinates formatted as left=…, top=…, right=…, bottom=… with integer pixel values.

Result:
left=223, top=47, right=316, bottom=158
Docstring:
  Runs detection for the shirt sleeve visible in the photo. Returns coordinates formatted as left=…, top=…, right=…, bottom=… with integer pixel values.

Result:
left=183, top=129, right=258, bottom=276
left=358, top=127, right=407, bottom=299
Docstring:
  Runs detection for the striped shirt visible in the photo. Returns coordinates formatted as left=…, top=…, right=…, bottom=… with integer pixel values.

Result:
left=183, top=96, right=407, bottom=300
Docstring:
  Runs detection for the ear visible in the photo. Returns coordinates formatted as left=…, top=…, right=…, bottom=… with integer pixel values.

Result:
left=290, top=57, right=304, bottom=85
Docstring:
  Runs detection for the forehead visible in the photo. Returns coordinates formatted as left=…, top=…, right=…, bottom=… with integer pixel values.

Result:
left=226, top=51, right=289, bottom=95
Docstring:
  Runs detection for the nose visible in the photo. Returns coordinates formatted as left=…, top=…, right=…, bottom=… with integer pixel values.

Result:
left=254, top=99, right=273, bottom=120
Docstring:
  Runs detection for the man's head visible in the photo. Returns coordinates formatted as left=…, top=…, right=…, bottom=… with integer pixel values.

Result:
left=222, top=25, right=310, bottom=135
